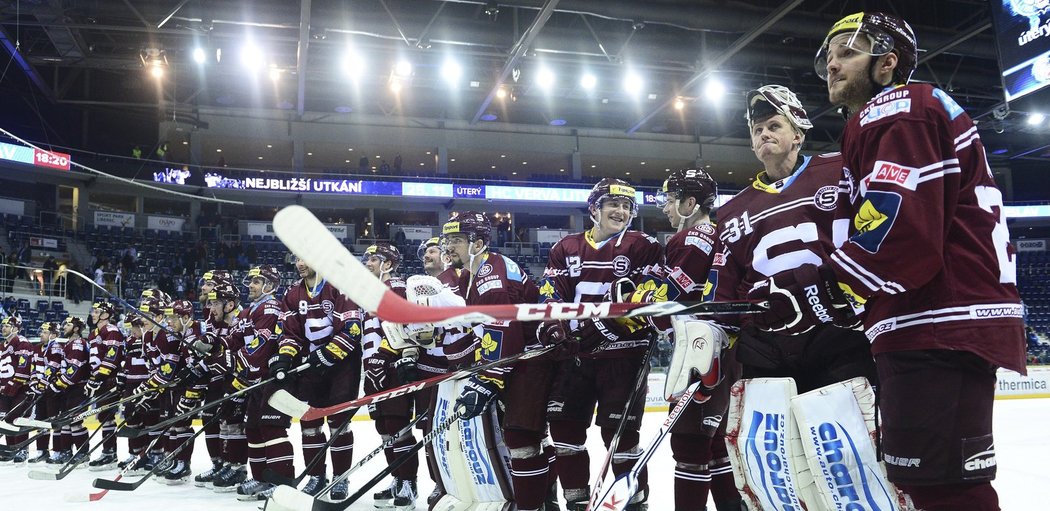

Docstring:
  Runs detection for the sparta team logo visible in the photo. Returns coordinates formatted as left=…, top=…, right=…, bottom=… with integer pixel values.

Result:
left=478, top=263, right=493, bottom=277
left=814, top=185, right=839, bottom=211
left=321, top=299, right=335, bottom=315
left=612, top=255, right=631, bottom=277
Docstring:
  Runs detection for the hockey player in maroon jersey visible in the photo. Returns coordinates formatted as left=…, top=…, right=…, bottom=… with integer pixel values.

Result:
left=132, top=295, right=187, bottom=476
left=0, top=315, right=39, bottom=463
left=26, top=321, right=61, bottom=463
left=226, top=264, right=292, bottom=501
left=711, top=85, right=876, bottom=391
left=536, top=178, right=664, bottom=510
left=747, top=13, right=1026, bottom=510
left=439, top=211, right=556, bottom=511
left=84, top=300, right=125, bottom=470
left=360, top=242, right=420, bottom=510
left=115, top=315, right=156, bottom=473
left=653, top=169, right=743, bottom=511
left=269, top=255, right=364, bottom=500
left=48, top=316, right=90, bottom=466
left=193, top=273, right=245, bottom=488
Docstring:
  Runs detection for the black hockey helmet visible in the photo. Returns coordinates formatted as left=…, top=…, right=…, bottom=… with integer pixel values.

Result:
left=365, top=242, right=402, bottom=269
left=442, top=211, right=492, bottom=244
left=657, top=169, right=718, bottom=213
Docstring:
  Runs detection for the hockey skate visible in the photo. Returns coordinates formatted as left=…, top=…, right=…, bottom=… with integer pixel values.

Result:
left=8, top=448, right=28, bottom=464
left=47, top=450, right=71, bottom=465
left=69, top=449, right=90, bottom=469
left=194, top=458, right=224, bottom=487
left=391, top=479, right=418, bottom=511
left=212, top=463, right=247, bottom=493
left=0, top=450, right=13, bottom=464
left=162, top=459, right=192, bottom=485
left=88, top=449, right=118, bottom=471
left=545, top=483, right=562, bottom=511
left=27, top=450, right=49, bottom=464
left=373, top=478, right=400, bottom=508
left=301, top=475, right=328, bottom=497
left=624, top=487, right=648, bottom=511
left=236, top=478, right=274, bottom=501
left=328, top=479, right=348, bottom=501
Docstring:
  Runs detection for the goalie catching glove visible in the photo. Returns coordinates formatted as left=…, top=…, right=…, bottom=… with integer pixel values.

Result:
left=664, top=318, right=729, bottom=403
left=747, top=263, right=859, bottom=335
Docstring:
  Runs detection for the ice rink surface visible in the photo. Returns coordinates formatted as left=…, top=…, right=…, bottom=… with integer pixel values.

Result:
left=2, top=398, right=1048, bottom=510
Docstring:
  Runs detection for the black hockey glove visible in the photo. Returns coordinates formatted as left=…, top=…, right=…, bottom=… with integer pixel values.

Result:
left=536, top=320, right=574, bottom=360
left=176, top=389, right=203, bottom=416
left=306, top=342, right=351, bottom=369
left=84, top=377, right=103, bottom=397
left=269, top=346, right=298, bottom=382
left=220, top=394, right=247, bottom=419
left=394, top=347, right=420, bottom=384
left=455, top=375, right=503, bottom=420
left=572, top=317, right=633, bottom=353
left=747, top=263, right=859, bottom=335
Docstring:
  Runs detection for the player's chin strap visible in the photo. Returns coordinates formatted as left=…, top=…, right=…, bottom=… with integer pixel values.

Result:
left=464, top=241, right=489, bottom=301
left=673, top=198, right=702, bottom=233
left=590, top=209, right=635, bottom=247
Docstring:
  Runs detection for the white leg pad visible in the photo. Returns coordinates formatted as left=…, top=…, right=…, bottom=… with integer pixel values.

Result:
left=791, top=377, right=907, bottom=511
left=725, top=377, right=821, bottom=511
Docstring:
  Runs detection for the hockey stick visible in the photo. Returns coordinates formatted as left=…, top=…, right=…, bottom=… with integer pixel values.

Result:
left=27, top=417, right=118, bottom=480
left=269, top=346, right=555, bottom=421
left=292, top=410, right=464, bottom=511
left=65, top=423, right=175, bottom=502
left=0, top=393, right=43, bottom=434
left=65, top=268, right=182, bottom=338
left=92, top=413, right=222, bottom=491
left=592, top=381, right=705, bottom=511
left=12, top=387, right=118, bottom=430
left=19, top=386, right=163, bottom=432
left=585, top=334, right=659, bottom=511
left=273, top=205, right=766, bottom=325
left=267, top=411, right=428, bottom=510
left=118, top=363, right=310, bottom=438
left=262, top=406, right=368, bottom=488
left=0, top=389, right=122, bottom=455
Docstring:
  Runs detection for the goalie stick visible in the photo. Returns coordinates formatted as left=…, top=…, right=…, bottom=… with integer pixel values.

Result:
left=269, top=346, right=555, bottom=421
left=585, top=333, right=659, bottom=511
left=273, top=205, right=765, bottom=325
left=266, top=411, right=428, bottom=510
left=92, top=413, right=222, bottom=491
left=27, top=417, right=119, bottom=480
left=64, top=424, right=174, bottom=502
left=592, top=380, right=705, bottom=511
left=118, top=363, right=310, bottom=438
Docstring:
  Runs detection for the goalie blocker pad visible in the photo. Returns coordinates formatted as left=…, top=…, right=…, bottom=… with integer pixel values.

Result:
left=792, top=377, right=906, bottom=511
left=727, top=377, right=905, bottom=511
left=431, top=379, right=513, bottom=511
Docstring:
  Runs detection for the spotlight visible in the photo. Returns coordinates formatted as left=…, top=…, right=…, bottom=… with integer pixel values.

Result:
left=441, top=59, right=462, bottom=85
left=149, top=64, right=164, bottom=79
left=240, top=44, right=265, bottom=71
left=390, top=79, right=402, bottom=93
left=536, top=66, right=555, bottom=90
left=496, top=87, right=508, bottom=99
left=343, top=50, right=365, bottom=78
left=580, top=73, right=597, bottom=91
left=673, top=98, right=685, bottom=111
left=623, top=71, right=643, bottom=96
left=192, top=47, right=206, bottom=64
left=1029, top=113, right=1046, bottom=125
left=395, top=60, right=413, bottom=77
left=704, top=78, right=726, bottom=101
left=269, top=66, right=281, bottom=81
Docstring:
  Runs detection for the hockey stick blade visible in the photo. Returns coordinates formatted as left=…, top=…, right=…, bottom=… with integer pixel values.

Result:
left=273, top=205, right=765, bottom=325
left=0, top=420, right=30, bottom=435
left=593, top=381, right=705, bottom=511
left=270, top=485, right=315, bottom=511
left=267, top=389, right=311, bottom=418
left=12, top=417, right=52, bottom=429
left=27, top=468, right=61, bottom=480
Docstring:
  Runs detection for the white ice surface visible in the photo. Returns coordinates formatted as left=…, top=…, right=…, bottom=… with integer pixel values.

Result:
left=2, top=398, right=1048, bottom=510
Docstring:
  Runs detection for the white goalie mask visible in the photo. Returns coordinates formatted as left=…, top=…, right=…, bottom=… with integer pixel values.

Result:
left=745, top=84, right=813, bottom=133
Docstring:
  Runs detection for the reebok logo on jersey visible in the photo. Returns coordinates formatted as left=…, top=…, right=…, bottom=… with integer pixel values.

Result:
left=870, top=161, right=917, bottom=190
left=805, top=285, right=834, bottom=323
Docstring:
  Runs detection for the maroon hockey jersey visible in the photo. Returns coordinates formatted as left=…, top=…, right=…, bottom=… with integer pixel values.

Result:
left=120, top=334, right=151, bottom=389
left=230, top=295, right=284, bottom=382
left=713, top=153, right=853, bottom=329
left=459, top=253, right=540, bottom=381
left=143, top=328, right=184, bottom=387
left=57, top=336, right=90, bottom=388
left=539, top=229, right=664, bottom=358
left=830, top=84, right=1025, bottom=373
left=88, top=323, right=125, bottom=381
left=279, top=278, right=363, bottom=357
left=663, top=222, right=720, bottom=302
left=0, top=335, right=37, bottom=396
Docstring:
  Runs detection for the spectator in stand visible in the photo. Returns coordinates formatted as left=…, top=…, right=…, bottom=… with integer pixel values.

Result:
left=3, top=252, right=16, bottom=293
left=379, top=159, right=390, bottom=173
left=394, top=228, right=407, bottom=248
left=67, top=263, right=84, bottom=304
left=284, top=251, right=295, bottom=272
left=246, top=243, right=258, bottom=265
left=359, top=156, right=370, bottom=172
left=155, top=141, right=169, bottom=161
left=44, top=255, right=59, bottom=295
left=132, top=146, right=143, bottom=159
left=175, top=274, right=186, bottom=298
left=393, top=154, right=402, bottom=174
left=16, top=241, right=31, bottom=281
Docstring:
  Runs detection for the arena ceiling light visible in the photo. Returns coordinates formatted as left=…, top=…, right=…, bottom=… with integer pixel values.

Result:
left=536, top=66, right=556, bottom=91
left=1028, top=113, right=1046, bottom=125
left=342, top=50, right=366, bottom=79
left=395, top=59, right=413, bottom=77
left=580, top=73, right=597, bottom=91
left=240, top=43, right=265, bottom=71
left=192, top=47, right=206, bottom=64
left=623, top=71, right=644, bottom=97
left=139, top=48, right=168, bottom=79
left=441, top=59, right=463, bottom=85
left=704, top=78, right=727, bottom=102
